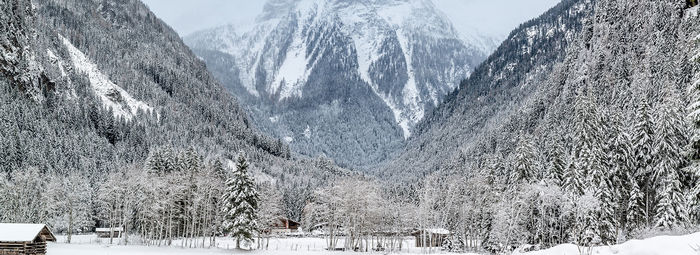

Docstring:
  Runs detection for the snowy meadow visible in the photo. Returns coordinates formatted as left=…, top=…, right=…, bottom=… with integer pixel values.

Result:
left=45, top=232, right=700, bottom=255
left=47, top=235, right=444, bottom=255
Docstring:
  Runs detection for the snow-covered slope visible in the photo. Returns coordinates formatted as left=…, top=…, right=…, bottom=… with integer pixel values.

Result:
left=185, top=0, right=490, bottom=167
left=377, top=0, right=592, bottom=183
left=514, top=232, right=700, bottom=255
left=60, top=36, right=153, bottom=120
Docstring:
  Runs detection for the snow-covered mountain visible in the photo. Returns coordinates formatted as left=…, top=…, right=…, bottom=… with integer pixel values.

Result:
left=1, top=0, right=349, bottom=221
left=185, top=0, right=495, bottom=167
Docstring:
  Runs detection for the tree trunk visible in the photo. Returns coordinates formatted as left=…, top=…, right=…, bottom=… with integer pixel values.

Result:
left=67, top=206, right=73, bottom=244
left=109, top=203, right=115, bottom=245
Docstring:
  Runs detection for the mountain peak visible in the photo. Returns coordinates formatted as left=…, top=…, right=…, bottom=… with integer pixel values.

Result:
left=185, top=0, right=490, bottom=167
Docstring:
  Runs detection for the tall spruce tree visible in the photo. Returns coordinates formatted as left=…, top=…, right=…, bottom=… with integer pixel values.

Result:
left=605, top=113, right=634, bottom=232
left=563, top=159, right=585, bottom=196
left=511, top=134, right=538, bottom=184
left=626, top=180, right=646, bottom=232
left=571, top=87, right=605, bottom=189
left=631, top=97, right=654, bottom=227
left=686, top=164, right=700, bottom=223
left=653, top=94, right=688, bottom=229
left=685, top=37, right=700, bottom=224
left=547, top=139, right=567, bottom=186
left=593, top=112, right=622, bottom=244
left=596, top=176, right=618, bottom=244
left=222, top=152, right=259, bottom=249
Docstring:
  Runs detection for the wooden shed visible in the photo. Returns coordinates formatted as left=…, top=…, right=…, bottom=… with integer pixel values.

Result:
left=269, top=217, right=301, bottom=234
left=0, top=223, right=56, bottom=255
left=95, top=227, right=123, bottom=238
left=411, top=228, right=450, bottom=247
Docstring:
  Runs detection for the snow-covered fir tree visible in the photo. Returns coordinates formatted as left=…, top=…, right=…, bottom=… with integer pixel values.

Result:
left=626, top=179, right=647, bottom=232
left=684, top=27, right=700, bottom=225
left=605, top=114, right=634, bottom=231
left=510, top=134, right=539, bottom=184
left=631, top=97, right=655, bottom=227
left=563, top=157, right=585, bottom=196
left=547, top=139, right=567, bottom=186
left=595, top=175, right=618, bottom=244
left=571, top=86, right=605, bottom=189
left=564, top=87, right=603, bottom=196
left=653, top=92, right=689, bottom=229
left=222, top=152, right=259, bottom=249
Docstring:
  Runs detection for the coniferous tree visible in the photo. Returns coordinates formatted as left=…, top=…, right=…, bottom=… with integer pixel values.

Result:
left=631, top=97, right=654, bottom=227
left=511, top=134, right=538, bottom=184
left=686, top=169, right=700, bottom=223
left=222, top=152, right=259, bottom=249
left=654, top=169, right=687, bottom=230
left=605, top=113, right=634, bottom=233
left=571, top=87, right=605, bottom=189
left=684, top=24, right=700, bottom=225
left=564, top=87, right=602, bottom=197
left=652, top=95, right=689, bottom=229
left=547, top=140, right=567, bottom=187
left=563, top=158, right=585, bottom=196
left=626, top=180, right=646, bottom=232
left=596, top=176, right=618, bottom=244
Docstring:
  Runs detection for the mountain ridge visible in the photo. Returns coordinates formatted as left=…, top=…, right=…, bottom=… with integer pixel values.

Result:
left=185, top=0, right=493, bottom=167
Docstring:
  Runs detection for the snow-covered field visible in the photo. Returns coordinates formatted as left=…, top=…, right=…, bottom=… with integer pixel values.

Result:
left=514, top=232, right=700, bottom=255
left=47, top=235, right=453, bottom=255
left=47, top=232, right=700, bottom=255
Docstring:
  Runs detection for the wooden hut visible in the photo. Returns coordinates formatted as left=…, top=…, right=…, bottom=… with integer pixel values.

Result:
left=411, top=228, right=450, bottom=247
left=0, top=223, right=56, bottom=255
left=95, top=227, right=123, bottom=238
left=269, top=217, right=300, bottom=234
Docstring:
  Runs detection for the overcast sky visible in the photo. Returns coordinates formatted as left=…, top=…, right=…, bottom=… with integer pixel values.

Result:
left=143, top=0, right=561, bottom=38
left=142, top=0, right=264, bottom=36
left=433, top=0, right=561, bottom=39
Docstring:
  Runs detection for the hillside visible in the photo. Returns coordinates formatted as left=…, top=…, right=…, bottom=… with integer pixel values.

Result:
left=0, top=0, right=347, bottom=222
left=378, top=0, right=700, bottom=248
left=379, top=0, right=592, bottom=184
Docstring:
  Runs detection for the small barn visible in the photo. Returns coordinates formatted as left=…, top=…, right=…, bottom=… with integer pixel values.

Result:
left=0, top=223, right=56, bottom=255
left=269, top=217, right=301, bottom=234
left=412, top=228, right=450, bottom=247
left=95, top=227, right=123, bottom=238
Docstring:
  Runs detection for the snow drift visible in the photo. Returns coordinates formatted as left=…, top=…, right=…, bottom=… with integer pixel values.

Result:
left=515, top=232, right=700, bottom=255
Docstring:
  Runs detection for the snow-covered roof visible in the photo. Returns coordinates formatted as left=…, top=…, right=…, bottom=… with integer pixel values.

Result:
left=95, top=227, right=124, bottom=232
left=0, top=223, right=56, bottom=242
left=415, top=228, right=451, bottom=235
left=426, top=228, right=450, bottom=234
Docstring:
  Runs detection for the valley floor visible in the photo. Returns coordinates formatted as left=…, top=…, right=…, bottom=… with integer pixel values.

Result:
left=47, top=235, right=460, bottom=255
left=46, top=232, right=700, bottom=255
